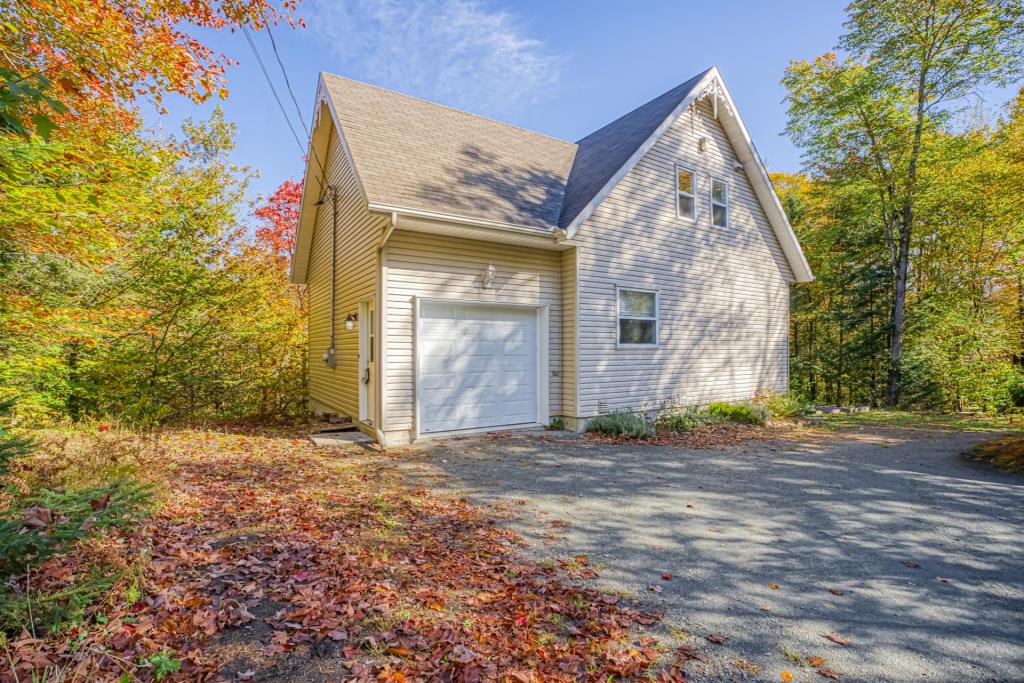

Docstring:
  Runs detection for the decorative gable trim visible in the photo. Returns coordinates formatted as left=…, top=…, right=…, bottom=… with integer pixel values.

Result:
left=564, top=67, right=813, bottom=283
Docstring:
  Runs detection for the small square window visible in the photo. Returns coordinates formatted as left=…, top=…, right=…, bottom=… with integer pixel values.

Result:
left=676, top=166, right=695, bottom=220
left=617, top=288, right=658, bottom=347
left=711, top=178, right=728, bottom=228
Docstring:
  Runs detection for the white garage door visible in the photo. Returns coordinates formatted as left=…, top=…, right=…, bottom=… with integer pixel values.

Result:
left=418, top=301, right=539, bottom=434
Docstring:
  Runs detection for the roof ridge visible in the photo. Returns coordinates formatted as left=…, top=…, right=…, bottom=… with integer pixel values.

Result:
left=320, top=71, right=577, bottom=149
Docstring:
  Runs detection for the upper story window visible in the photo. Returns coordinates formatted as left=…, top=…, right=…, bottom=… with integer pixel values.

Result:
left=712, top=178, right=729, bottom=228
left=617, top=287, right=659, bottom=347
left=676, top=165, right=696, bottom=220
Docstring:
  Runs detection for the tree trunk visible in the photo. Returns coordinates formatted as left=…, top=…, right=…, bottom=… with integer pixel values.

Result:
left=886, top=55, right=929, bottom=407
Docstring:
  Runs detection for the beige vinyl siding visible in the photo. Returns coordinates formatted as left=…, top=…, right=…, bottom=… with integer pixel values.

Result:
left=560, top=248, right=578, bottom=418
left=306, top=124, right=387, bottom=418
left=573, top=100, right=793, bottom=416
left=382, top=230, right=562, bottom=435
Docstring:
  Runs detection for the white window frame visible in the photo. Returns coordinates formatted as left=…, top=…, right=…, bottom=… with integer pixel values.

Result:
left=615, top=286, right=660, bottom=349
left=711, top=176, right=729, bottom=228
left=675, top=163, right=697, bottom=222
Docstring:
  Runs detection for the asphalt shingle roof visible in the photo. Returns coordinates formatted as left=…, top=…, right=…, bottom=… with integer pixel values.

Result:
left=557, top=69, right=711, bottom=228
left=319, top=70, right=709, bottom=231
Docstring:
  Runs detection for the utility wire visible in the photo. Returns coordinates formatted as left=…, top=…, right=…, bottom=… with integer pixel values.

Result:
left=241, top=23, right=306, bottom=157
left=249, top=17, right=329, bottom=190
left=243, top=20, right=327, bottom=202
left=262, top=17, right=310, bottom=141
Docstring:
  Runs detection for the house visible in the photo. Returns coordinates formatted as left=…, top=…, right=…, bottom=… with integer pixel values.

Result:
left=290, top=67, right=813, bottom=446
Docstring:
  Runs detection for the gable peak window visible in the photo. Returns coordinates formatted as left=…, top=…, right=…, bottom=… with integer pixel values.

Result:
left=676, top=165, right=695, bottom=220
left=712, top=177, right=729, bottom=228
left=617, top=287, right=658, bottom=347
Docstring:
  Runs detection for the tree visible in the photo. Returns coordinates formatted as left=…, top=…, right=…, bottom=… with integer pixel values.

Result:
left=784, top=0, right=1024, bottom=405
left=255, top=178, right=303, bottom=261
left=0, top=0, right=302, bottom=137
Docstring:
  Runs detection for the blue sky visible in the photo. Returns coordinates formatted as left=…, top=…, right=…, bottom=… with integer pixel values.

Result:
left=148, top=1, right=848, bottom=202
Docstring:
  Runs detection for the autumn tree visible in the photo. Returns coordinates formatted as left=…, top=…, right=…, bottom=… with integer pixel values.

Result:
left=0, top=2, right=309, bottom=423
left=784, top=0, right=1024, bottom=406
left=255, top=178, right=303, bottom=261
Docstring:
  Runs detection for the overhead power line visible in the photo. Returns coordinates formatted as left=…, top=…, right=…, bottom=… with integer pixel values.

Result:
left=263, top=18, right=310, bottom=141
left=241, top=23, right=306, bottom=157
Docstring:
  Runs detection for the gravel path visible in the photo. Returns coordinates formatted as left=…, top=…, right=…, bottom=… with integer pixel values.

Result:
left=396, top=427, right=1024, bottom=683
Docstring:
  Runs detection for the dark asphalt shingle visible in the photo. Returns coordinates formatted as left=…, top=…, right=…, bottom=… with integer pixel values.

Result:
left=320, top=70, right=709, bottom=231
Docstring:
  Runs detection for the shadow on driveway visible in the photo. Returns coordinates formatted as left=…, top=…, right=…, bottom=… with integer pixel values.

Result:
left=397, top=428, right=1024, bottom=682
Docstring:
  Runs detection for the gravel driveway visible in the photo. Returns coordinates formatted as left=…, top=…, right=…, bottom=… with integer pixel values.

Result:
left=396, top=427, right=1024, bottom=683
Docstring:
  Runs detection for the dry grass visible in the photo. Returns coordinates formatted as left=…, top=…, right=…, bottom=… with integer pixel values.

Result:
left=968, top=435, right=1024, bottom=473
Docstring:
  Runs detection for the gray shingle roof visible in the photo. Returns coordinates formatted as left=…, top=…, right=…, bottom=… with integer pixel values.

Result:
left=319, top=70, right=709, bottom=231
left=321, top=73, right=578, bottom=230
left=557, top=69, right=711, bottom=228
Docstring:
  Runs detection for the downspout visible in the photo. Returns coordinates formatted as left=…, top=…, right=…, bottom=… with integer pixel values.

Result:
left=322, top=185, right=338, bottom=369
left=373, top=211, right=398, bottom=447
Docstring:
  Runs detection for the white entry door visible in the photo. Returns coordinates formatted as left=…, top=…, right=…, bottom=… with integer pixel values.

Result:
left=418, top=301, right=540, bottom=434
left=359, top=300, right=375, bottom=424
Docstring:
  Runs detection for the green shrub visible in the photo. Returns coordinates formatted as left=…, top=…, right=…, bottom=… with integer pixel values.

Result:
left=586, top=410, right=655, bottom=439
left=762, top=391, right=804, bottom=419
left=142, top=650, right=182, bottom=681
left=706, top=402, right=771, bottom=426
left=0, top=568, right=119, bottom=635
left=0, top=478, right=153, bottom=575
left=657, top=406, right=724, bottom=432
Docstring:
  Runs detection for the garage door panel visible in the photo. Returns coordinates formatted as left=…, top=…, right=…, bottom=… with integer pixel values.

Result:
left=418, top=302, right=539, bottom=434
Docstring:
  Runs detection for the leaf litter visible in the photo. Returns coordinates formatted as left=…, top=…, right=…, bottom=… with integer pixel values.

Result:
left=2, top=429, right=692, bottom=682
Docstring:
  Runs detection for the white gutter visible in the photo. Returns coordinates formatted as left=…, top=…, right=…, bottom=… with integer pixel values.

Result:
left=367, top=202, right=558, bottom=238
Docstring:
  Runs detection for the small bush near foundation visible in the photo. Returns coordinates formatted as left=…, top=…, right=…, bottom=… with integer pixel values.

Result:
left=761, top=391, right=805, bottom=418
left=706, top=402, right=771, bottom=426
left=586, top=411, right=655, bottom=439
left=657, top=406, right=724, bottom=432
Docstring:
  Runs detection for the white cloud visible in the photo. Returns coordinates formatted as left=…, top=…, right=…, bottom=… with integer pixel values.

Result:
left=306, top=0, right=561, bottom=116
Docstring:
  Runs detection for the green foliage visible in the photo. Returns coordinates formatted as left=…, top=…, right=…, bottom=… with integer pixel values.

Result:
left=706, top=403, right=771, bottom=426
left=142, top=650, right=182, bottom=681
left=0, top=478, right=153, bottom=575
left=0, top=568, right=119, bottom=635
left=1, top=109, right=307, bottom=426
left=548, top=417, right=565, bottom=430
left=783, top=0, right=1024, bottom=408
left=585, top=411, right=655, bottom=439
left=761, top=392, right=805, bottom=419
left=0, top=398, right=32, bottom=477
left=656, top=406, right=724, bottom=432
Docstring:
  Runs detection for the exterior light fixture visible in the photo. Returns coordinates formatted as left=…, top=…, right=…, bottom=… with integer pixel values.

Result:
left=481, top=263, right=496, bottom=289
left=698, top=137, right=708, bottom=153
left=344, top=313, right=357, bottom=331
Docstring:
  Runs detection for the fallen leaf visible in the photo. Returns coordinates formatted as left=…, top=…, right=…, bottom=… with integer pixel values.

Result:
left=829, top=588, right=845, bottom=596
left=675, top=644, right=709, bottom=664
left=387, top=646, right=413, bottom=657
left=705, top=634, right=728, bottom=644
left=781, top=672, right=794, bottom=682
left=816, top=667, right=842, bottom=679
left=768, top=582, right=780, bottom=590
left=823, top=631, right=850, bottom=646
left=450, top=644, right=477, bottom=663
left=661, top=572, right=673, bottom=581
left=808, top=656, right=826, bottom=666
left=648, top=584, right=663, bottom=593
